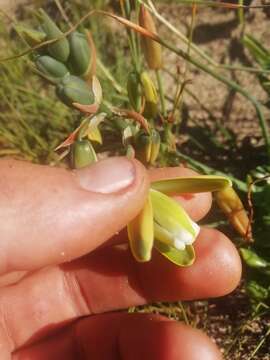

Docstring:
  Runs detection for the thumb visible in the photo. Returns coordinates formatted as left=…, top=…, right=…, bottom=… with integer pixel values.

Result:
left=0, top=157, right=148, bottom=275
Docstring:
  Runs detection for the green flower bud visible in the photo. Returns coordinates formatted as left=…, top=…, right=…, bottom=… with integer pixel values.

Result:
left=240, top=248, right=269, bottom=269
left=136, top=132, right=151, bottom=165
left=135, top=129, right=160, bottom=165
left=127, top=72, right=142, bottom=112
left=140, top=71, right=158, bottom=119
left=15, top=25, right=46, bottom=47
left=70, top=140, right=97, bottom=169
left=37, top=8, right=70, bottom=62
left=36, top=55, right=69, bottom=79
left=68, top=31, right=91, bottom=76
left=56, top=75, right=94, bottom=108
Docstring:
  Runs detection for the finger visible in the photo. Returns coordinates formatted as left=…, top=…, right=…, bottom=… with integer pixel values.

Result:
left=149, top=166, right=212, bottom=221
left=0, top=157, right=148, bottom=275
left=13, top=313, right=222, bottom=360
left=0, top=228, right=241, bottom=353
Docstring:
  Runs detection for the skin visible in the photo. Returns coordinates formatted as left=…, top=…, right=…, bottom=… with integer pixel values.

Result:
left=0, top=157, right=242, bottom=359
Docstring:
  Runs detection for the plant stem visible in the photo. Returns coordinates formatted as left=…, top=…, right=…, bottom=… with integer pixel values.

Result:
left=155, top=69, right=166, bottom=115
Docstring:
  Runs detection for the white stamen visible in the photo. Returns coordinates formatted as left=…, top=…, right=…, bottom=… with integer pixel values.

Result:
left=174, top=239, right=186, bottom=250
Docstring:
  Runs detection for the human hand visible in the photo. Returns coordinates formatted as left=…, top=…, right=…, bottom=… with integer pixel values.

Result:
left=0, top=157, right=241, bottom=359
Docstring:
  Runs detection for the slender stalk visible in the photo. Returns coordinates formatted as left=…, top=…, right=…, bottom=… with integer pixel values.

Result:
left=238, top=0, right=245, bottom=33
left=155, top=69, right=166, bottom=115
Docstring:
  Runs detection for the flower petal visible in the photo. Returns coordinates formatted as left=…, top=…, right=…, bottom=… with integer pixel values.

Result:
left=154, top=240, right=195, bottom=267
left=150, top=189, right=196, bottom=237
left=127, top=195, right=154, bottom=262
left=151, top=175, right=232, bottom=195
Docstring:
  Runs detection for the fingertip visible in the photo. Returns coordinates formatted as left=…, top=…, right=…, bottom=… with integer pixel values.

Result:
left=193, top=228, right=242, bottom=297
left=119, top=315, right=222, bottom=360
left=149, top=165, right=198, bottom=182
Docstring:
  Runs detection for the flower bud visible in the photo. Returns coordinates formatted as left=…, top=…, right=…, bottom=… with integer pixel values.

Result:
left=56, top=75, right=94, bottom=108
left=127, top=72, right=142, bottom=112
left=139, top=5, right=162, bottom=70
left=215, top=187, right=251, bottom=240
left=68, top=31, right=91, bottom=76
left=135, top=131, right=152, bottom=165
left=37, top=8, right=70, bottom=62
left=240, top=248, right=269, bottom=269
left=140, top=71, right=158, bottom=118
left=15, top=25, right=46, bottom=47
left=36, top=55, right=69, bottom=79
left=135, top=129, right=160, bottom=165
left=70, top=139, right=97, bottom=169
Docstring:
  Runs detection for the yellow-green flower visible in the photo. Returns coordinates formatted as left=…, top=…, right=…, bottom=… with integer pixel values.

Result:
left=128, top=175, right=232, bottom=266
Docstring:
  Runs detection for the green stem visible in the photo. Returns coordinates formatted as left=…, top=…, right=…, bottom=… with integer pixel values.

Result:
left=238, top=0, right=245, bottom=32
left=155, top=69, right=166, bottom=115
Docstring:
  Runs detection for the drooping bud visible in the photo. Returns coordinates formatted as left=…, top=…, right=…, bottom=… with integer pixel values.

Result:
left=139, top=5, right=162, bottom=70
left=135, top=131, right=152, bottom=165
left=36, top=8, right=70, bottom=62
left=16, top=25, right=46, bottom=47
left=56, top=75, right=94, bottom=108
left=36, top=55, right=69, bottom=79
left=240, top=248, right=269, bottom=270
left=70, top=139, right=97, bottom=169
left=68, top=31, right=91, bottom=76
left=215, top=187, right=252, bottom=240
left=135, top=128, right=160, bottom=165
left=140, top=71, right=158, bottom=118
left=127, top=72, right=142, bottom=112
left=127, top=195, right=154, bottom=262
